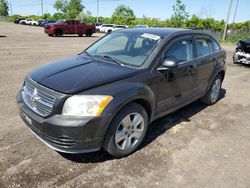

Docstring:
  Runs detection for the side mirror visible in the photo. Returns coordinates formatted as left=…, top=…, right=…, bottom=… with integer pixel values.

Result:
left=157, top=58, right=178, bottom=71
left=162, top=59, right=178, bottom=68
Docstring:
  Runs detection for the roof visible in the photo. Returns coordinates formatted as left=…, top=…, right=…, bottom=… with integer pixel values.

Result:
left=119, top=27, right=190, bottom=37
left=118, top=27, right=216, bottom=39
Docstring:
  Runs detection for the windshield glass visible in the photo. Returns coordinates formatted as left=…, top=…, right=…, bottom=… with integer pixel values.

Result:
left=55, top=20, right=64, bottom=24
left=85, top=31, right=162, bottom=67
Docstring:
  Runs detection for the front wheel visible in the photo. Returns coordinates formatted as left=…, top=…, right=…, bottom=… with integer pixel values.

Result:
left=103, top=103, right=148, bottom=158
left=201, top=75, right=222, bottom=105
left=85, top=30, right=93, bottom=37
left=55, top=29, right=63, bottom=37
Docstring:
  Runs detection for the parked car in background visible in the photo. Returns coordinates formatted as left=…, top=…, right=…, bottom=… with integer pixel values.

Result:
left=17, top=28, right=226, bottom=158
left=44, top=19, right=96, bottom=37
left=37, top=19, right=45, bottom=26
left=13, top=18, right=25, bottom=24
left=30, top=19, right=44, bottom=26
left=40, top=20, right=57, bottom=27
left=135, top=24, right=149, bottom=28
left=233, top=39, right=250, bottom=65
left=106, top=25, right=129, bottom=34
left=94, top=23, right=103, bottom=32
left=19, top=18, right=34, bottom=25
left=99, top=24, right=115, bottom=33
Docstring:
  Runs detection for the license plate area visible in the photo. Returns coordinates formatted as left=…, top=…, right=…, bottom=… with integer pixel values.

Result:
left=22, top=112, right=32, bottom=125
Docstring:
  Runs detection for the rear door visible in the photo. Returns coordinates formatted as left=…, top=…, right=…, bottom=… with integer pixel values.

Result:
left=193, top=36, right=217, bottom=94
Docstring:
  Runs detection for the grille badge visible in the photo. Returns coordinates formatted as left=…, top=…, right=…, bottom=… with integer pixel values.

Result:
left=30, top=88, right=40, bottom=110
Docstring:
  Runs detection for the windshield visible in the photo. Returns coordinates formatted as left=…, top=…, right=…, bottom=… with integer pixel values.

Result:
left=85, top=31, right=162, bottom=67
left=55, top=20, right=64, bottom=24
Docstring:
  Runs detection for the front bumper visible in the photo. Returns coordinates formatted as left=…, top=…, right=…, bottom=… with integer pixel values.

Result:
left=16, top=91, right=111, bottom=154
left=44, top=28, right=54, bottom=35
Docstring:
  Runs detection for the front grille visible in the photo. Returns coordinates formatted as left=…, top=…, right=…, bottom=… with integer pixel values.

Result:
left=22, top=79, right=56, bottom=117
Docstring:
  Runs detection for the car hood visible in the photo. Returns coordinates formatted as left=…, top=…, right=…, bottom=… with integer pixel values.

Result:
left=29, top=55, right=140, bottom=94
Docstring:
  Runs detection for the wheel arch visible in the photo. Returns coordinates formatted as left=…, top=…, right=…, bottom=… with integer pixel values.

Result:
left=96, top=84, right=156, bottom=139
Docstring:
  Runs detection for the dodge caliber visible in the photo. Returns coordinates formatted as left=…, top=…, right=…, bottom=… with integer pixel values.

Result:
left=17, top=28, right=226, bottom=158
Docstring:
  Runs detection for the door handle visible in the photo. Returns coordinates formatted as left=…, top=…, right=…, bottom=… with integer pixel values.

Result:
left=187, top=65, right=196, bottom=75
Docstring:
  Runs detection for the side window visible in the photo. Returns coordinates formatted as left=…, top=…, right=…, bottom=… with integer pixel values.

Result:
left=165, top=40, right=193, bottom=63
left=212, top=39, right=220, bottom=52
left=196, top=38, right=211, bottom=57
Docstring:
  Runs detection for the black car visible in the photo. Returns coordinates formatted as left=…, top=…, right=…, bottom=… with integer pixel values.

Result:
left=13, top=18, right=25, bottom=24
left=40, top=20, right=56, bottom=27
left=233, top=39, right=250, bottom=65
left=17, top=28, right=226, bottom=158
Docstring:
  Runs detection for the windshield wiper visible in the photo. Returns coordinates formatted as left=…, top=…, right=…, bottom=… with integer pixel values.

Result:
left=82, top=51, right=93, bottom=58
left=93, top=55, right=124, bottom=66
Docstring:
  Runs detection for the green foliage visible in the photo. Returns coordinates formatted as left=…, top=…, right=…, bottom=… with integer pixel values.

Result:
left=53, top=12, right=65, bottom=20
left=53, top=0, right=84, bottom=19
left=0, top=0, right=9, bottom=16
left=171, top=0, right=189, bottom=28
left=111, top=4, right=135, bottom=25
left=42, top=13, right=52, bottom=20
left=53, top=0, right=66, bottom=12
left=4, top=0, right=250, bottom=44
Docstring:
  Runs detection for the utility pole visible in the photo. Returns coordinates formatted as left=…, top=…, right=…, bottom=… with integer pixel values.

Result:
left=232, top=0, right=239, bottom=23
left=9, top=2, right=13, bottom=16
left=222, top=0, right=233, bottom=40
left=41, top=0, right=44, bottom=16
left=96, top=0, right=99, bottom=23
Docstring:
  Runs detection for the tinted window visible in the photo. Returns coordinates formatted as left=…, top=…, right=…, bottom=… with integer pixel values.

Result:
left=102, top=24, right=114, bottom=27
left=212, top=39, right=220, bottom=51
left=165, top=40, right=193, bottom=63
left=196, top=38, right=211, bottom=57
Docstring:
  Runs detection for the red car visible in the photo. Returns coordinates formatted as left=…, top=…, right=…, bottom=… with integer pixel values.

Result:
left=44, top=19, right=96, bottom=37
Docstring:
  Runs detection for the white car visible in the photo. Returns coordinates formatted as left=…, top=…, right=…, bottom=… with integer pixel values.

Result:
left=100, top=24, right=128, bottom=34
left=110, top=25, right=129, bottom=33
left=30, top=20, right=39, bottom=26
left=99, top=24, right=115, bottom=33
left=19, top=18, right=34, bottom=25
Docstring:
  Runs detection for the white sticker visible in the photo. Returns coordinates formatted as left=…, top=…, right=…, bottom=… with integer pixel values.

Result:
left=141, top=33, right=161, bottom=40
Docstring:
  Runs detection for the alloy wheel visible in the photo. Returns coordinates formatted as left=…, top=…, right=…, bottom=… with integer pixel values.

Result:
left=115, top=113, right=145, bottom=150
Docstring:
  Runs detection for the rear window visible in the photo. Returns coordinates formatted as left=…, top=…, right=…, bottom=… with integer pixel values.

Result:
left=196, top=38, right=211, bottom=57
left=212, top=39, right=220, bottom=51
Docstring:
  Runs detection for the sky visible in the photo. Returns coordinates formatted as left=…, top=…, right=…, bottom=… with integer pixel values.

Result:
left=8, top=0, right=250, bottom=23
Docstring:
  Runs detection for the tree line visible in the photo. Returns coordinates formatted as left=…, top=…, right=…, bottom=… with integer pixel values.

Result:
left=1, top=0, right=249, bottom=42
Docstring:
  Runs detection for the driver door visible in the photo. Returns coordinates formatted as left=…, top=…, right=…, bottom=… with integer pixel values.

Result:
left=156, top=37, right=198, bottom=114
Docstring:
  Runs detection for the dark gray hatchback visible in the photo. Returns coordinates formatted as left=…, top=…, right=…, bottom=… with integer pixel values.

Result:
left=17, top=28, right=226, bottom=158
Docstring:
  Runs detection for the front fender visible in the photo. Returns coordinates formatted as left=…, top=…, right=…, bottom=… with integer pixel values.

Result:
left=98, top=82, right=156, bottom=137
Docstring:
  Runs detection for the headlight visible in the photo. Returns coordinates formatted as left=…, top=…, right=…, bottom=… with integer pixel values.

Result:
left=62, top=95, right=113, bottom=116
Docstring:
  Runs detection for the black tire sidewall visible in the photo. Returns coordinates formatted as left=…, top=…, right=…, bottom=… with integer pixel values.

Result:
left=103, top=103, right=148, bottom=158
left=202, top=74, right=222, bottom=105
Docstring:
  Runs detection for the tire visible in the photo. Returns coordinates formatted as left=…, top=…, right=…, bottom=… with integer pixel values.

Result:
left=107, top=30, right=112, bottom=34
left=78, top=33, right=83, bottom=37
left=103, top=102, right=149, bottom=158
left=201, top=74, right=222, bottom=105
left=85, top=29, right=93, bottom=37
left=55, top=29, right=63, bottom=37
left=48, top=34, right=53, bottom=37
